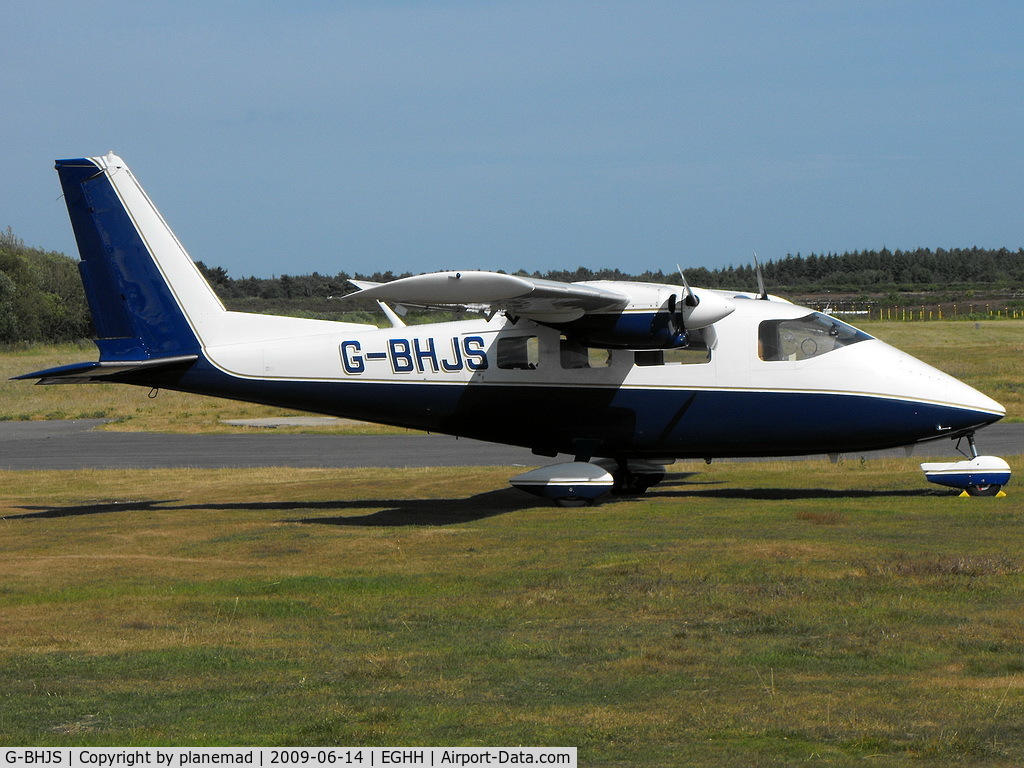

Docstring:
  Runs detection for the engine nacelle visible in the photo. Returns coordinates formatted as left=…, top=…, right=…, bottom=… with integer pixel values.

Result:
left=543, top=284, right=735, bottom=350
left=548, top=311, right=689, bottom=349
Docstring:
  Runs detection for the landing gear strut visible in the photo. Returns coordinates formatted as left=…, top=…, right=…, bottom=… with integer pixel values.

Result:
left=602, top=459, right=668, bottom=496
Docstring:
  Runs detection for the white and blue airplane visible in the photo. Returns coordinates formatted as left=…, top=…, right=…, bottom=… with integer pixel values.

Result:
left=17, top=153, right=1011, bottom=503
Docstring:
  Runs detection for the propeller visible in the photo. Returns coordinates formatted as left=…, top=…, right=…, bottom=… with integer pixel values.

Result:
left=658, top=263, right=736, bottom=347
left=664, top=291, right=687, bottom=347
left=661, top=266, right=707, bottom=347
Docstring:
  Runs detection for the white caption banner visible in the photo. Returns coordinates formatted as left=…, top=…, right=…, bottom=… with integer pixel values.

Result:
left=2, top=748, right=577, bottom=768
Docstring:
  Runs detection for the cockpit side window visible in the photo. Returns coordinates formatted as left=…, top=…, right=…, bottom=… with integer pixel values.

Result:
left=758, top=313, right=872, bottom=362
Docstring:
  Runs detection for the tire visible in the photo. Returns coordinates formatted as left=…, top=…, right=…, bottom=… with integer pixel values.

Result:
left=966, top=484, right=1002, bottom=497
left=554, top=497, right=595, bottom=508
left=611, top=471, right=666, bottom=496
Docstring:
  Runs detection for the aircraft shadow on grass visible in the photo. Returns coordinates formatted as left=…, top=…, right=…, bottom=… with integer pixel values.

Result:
left=4, top=475, right=944, bottom=525
left=4, top=488, right=545, bottom=526
left=284, top=488, right=547, bottom=527
left=3, top=499, right=178, bottom=520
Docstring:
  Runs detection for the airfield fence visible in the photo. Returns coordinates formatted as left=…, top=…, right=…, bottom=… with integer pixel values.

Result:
left=803, top=302, right=1024, bottom=322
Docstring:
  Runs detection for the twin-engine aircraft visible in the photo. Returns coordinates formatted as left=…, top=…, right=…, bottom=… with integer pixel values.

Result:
left=17, top=153, right=1010, bottom=503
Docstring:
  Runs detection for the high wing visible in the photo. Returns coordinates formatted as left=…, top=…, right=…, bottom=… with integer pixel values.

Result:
left=347, top=269, right=737, bottom=349
left=348, top=271, right=630, bottom=323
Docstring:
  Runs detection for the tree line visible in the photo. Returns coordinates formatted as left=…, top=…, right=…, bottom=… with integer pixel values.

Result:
left=201, top=246, right=1024, bottom=302
left=1, top=226, right=1022, bottom=344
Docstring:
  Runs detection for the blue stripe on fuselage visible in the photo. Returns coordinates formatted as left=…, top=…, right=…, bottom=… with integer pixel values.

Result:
left=140, top=358, right=999, bottom=459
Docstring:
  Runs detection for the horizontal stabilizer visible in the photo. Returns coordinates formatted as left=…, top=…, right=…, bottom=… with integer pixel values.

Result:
left=13, top=355, right=198, bottom=385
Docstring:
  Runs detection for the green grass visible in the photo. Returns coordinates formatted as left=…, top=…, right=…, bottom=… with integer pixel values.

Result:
left=1, top=461, right=1023, bottom=764
left=2, top=320, right=1021, bottom=431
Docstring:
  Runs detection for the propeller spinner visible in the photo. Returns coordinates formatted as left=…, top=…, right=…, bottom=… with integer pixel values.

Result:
left=672, top=266, right=735, bottom=331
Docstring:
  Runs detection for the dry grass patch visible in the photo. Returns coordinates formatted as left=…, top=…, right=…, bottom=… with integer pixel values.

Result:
left=795, top=510, right=846, bottom=525
left=864, top=553, right=1023, bottom=578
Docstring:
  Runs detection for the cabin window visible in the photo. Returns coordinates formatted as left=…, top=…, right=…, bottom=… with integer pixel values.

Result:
left=497, top=335, right=540, bottom=369
left=560, top=337, right=612, bottom=369
left=664, top=345, right=711, bottom=364
left=634, top=344, right=710, bottom=367
left=758, top=312, right=872, bottom=362
left=634, top=351, right=664, bottom=367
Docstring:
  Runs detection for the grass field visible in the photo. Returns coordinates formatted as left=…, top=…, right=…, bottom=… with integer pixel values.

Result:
left=1, top=461, right=1023, bottom=764
left=1, top=320, right=1021, bottom=762
left=1, top=319, right=1021, bottom=430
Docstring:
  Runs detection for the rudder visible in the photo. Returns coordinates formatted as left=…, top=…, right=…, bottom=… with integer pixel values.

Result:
left=55, top=153, right=225, bottom=361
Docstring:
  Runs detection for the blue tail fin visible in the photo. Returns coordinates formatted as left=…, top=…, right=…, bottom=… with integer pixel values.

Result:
left=18, top=153, right=370, bottom=386
left=55, top=153, right=224, bottom=361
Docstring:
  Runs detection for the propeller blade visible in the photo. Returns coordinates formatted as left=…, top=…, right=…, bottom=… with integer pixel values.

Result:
left=676, top=264, right=698, bottom=307
left=753, top=253, right=768, bottom=300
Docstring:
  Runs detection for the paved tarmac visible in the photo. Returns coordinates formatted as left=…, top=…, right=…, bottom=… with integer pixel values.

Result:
left=0, top=420, right=1020, bottom=471
left=0, top=420, right=542, bottom=470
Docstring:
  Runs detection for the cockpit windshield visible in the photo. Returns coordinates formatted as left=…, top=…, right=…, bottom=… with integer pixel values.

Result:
left=758, top=312, right=873, bottom=362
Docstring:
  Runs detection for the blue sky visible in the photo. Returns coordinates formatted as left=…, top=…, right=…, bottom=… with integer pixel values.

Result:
left=3, top=1, right=1023, bottom=278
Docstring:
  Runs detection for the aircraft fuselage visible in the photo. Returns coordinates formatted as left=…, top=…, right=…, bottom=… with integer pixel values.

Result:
left=140, top=296, right=1002, bottom=461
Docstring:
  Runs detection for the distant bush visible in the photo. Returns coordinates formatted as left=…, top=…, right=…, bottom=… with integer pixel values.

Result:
left=0, top=227, right=91, bottom=343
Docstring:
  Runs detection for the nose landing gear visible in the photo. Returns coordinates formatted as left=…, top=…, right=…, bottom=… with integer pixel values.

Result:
left=921, top=433, right=1011, bottom=497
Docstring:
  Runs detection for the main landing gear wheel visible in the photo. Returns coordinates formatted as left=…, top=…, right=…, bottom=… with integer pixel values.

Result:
left=553, top=497, right=597, bottom=508
left=593, top=458, right=672, bottom=496
left=611, top=470, right=667, bottom=496
left=965, top=484, right=1003, bottom=497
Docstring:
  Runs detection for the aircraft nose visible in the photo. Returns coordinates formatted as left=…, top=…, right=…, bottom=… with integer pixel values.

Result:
left=887, top=344, right=1004, bottom=430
